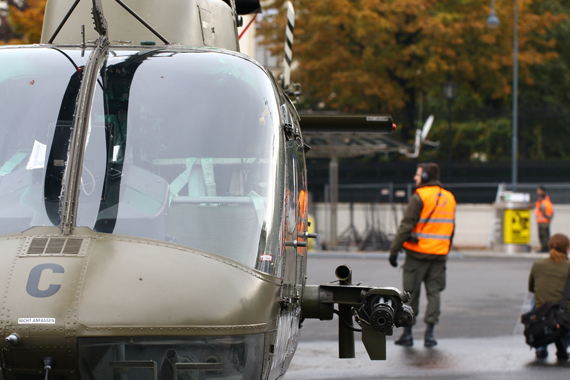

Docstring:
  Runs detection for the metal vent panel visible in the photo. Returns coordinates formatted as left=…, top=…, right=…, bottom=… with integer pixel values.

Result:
left=20, top=237, right=92, bottom=257
left=28, top=238, right=49, bottom=255
left=46, top=238, right=65, bottom=254
left=63, top=238, right=84, bottom=254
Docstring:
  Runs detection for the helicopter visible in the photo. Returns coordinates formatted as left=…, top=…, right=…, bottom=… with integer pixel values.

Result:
left=0, top=0, right=413, bottom=379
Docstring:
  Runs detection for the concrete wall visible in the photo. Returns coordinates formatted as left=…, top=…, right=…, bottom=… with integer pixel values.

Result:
left=312, top=203, right=570, bottom=249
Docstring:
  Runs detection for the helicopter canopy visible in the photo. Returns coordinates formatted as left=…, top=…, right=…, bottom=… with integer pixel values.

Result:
left=0, top=46, right=281, bottom=270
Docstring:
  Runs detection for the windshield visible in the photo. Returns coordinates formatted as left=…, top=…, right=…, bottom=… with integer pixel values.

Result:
left=79, top=50, right=281, bottom=268
left=0, top=47, right=282, bottom=270
left=0, top=47, right=87, bottom=233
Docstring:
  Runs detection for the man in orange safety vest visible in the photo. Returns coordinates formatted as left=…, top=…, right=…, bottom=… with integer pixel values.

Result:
left=388, top=163, right=456, bottom=348
left=535, top=186, right=553, bottom=253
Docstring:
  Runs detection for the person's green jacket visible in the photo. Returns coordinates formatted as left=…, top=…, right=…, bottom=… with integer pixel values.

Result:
left=528, top=257, right=570, bottom=315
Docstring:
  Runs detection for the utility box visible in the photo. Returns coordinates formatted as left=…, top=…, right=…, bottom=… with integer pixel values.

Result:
left=492, top=192, right=531, bottom=253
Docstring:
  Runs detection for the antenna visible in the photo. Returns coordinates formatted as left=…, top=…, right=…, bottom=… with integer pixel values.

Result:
left=420, top=115, right=434, bottom=142
left=405, top=115, right=439, bottom=158
left=282, top=1, right=295, bottom=89
left=421, top=115, right=439, bottom=147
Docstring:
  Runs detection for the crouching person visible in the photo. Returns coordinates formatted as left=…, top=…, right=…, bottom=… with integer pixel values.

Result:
left=528, top=233, right=570, bottom=360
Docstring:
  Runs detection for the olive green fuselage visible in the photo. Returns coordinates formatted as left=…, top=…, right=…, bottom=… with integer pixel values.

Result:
left=0, top=227, right=290, bottom=378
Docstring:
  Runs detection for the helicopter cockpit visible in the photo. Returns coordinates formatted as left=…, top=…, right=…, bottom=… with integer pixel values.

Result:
left=0, top=46, right=283, bottom=273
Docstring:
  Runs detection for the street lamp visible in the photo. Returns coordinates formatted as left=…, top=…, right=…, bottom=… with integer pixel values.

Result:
left=487, top=0, right=500, bottom=28
left=488, top=0, right=518, bottom=190
left=442, top=75, right=457, bottom=171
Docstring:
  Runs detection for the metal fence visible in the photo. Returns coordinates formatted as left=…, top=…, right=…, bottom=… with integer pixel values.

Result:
left=316, top=182, right=570, bottom=251
left=324, top=182, right=570, bottom=204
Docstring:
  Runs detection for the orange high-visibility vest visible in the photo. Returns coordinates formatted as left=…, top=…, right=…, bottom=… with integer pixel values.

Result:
left=403, top=186, right=456, bottom=255
left=535, top=195, right=553, bottom=224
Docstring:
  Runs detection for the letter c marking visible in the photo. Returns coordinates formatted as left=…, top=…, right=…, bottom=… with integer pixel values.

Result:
left=26, top=263, right=64, bottom=298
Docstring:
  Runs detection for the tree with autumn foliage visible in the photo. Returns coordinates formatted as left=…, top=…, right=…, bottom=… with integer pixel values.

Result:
left=0, top=0, right=46, bottom=45
left=258, top=0, right=566, bottom=142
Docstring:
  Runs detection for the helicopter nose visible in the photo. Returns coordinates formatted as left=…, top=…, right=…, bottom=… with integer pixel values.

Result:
left=0, top=233, right=281, bottom=377
left=76, top=238, right=281, bottom=328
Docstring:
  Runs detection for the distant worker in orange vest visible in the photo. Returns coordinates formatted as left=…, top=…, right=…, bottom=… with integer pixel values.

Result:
left=388, top=162, right=456, bottom=348
left=535, top=186, right=553, bottom=253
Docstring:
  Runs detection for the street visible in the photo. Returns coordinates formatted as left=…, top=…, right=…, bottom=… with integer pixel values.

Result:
left=284, top=253, right=570, bottom=379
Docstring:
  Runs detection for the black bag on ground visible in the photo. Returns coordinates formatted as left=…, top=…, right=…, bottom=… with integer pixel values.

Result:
left=521, top=263, right=570, bottom=348
left=521, top=301, right=570, bottom=348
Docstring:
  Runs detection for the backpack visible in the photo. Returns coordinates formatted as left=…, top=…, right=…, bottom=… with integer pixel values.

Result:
left=521, top=301, right=570, bottom=348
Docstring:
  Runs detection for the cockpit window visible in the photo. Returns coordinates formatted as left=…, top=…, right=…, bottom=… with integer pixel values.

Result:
left=0, top=48, right=87, bottom=234
left=77, top=50, right=281, bottom=269
left=0, top=47, right=281, bottom=271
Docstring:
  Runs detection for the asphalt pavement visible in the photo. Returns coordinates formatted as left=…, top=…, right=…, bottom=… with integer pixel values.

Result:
left=283, top=250, right=570, bottom=380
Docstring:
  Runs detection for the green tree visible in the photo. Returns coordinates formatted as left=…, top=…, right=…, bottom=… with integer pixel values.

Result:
left=421, top=118, right=512, bottom=162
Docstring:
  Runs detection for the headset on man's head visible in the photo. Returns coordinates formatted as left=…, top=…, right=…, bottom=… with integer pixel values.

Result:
left=421, top=169, right=430, bottom=183
left=419, top=162, right=440, bottom=184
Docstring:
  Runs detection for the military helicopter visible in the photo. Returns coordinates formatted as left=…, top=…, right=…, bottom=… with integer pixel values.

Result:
left=0, top=0, right=413, bottom=379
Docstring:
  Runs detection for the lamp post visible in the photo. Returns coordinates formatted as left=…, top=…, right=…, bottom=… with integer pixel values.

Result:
left=488, top=0, right=518, bottom=190
left=442, top=75, right=457, bottom=173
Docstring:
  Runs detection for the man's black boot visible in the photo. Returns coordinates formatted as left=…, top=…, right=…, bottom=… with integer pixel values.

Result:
left=395, top=326, right=413, bottom=347
left=424, top=323, right=437, bottom=347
